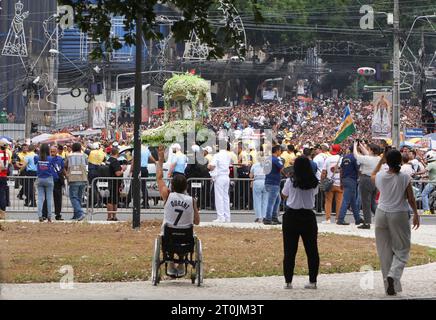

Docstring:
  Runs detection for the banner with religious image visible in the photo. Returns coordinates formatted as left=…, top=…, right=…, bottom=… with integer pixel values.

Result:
left=371, top=92, right=392, bottom=139
left=91, top=101, right=113, bottom=129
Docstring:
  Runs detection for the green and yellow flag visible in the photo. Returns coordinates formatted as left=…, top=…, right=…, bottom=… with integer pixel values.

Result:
left=334, top=105, right=356, bottom=144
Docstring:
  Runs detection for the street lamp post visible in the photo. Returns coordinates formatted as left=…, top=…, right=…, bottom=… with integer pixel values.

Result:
left=392, top=0, right=401, bottom=148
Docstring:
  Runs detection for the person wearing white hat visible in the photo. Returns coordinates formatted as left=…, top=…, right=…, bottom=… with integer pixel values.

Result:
left=168, top=143, right=187, bottom=178
left=202, top=146, right=214, bottom=166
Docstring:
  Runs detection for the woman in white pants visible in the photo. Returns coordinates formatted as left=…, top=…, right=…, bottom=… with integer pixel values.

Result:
left=250, top=158, right=267, bottom=222
left=371, top=149, right=420, bottom=296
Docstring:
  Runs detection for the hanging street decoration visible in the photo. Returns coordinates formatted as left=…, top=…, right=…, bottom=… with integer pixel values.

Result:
left=2, top=0, right=29, bottom=57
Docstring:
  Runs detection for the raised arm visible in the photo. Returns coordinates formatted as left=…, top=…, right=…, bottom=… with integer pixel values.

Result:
left=371, top=154, right=386, bottom=185
left=157, top=145, right=170, bottom=202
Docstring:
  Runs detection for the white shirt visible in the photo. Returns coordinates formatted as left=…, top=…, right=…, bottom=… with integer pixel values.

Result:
left=375, top=171, right=411, bottom=213
left=282, top=178, right=318, bottom=210
left=242, top=127, right=254, bottom=141
left=410, top=159, right=424, bottom=172
left=400, top=163, right=415, bottom=177
left=313, top=153, right=328, bottom=180
left=356, top=154, right=380, bottom=176
left=322, top=154, right=342, bottom=186
left=210, top=150, right=232, bottom=177
left=163, top=192, right=194, bottom=230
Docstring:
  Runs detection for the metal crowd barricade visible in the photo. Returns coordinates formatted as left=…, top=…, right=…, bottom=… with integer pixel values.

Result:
left=5, top=175, right=90, bottom=216
left=89, top=177, right=172, bottom=219
left=186, top=177, right=254, bottom=214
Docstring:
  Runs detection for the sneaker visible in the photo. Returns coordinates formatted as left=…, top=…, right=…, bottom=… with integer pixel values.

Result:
left=212, top=218, right=225, bottom=223
left=321, top=220, right=331, bottom=224
left=77, top=215, right=85, bottom=222
left=39, top=217, right=44, bottom=222
left=386, top=276, right=396, bottom=296
left=284, top=283, right=293, bottom=289
left=254, top=218, right=260, bottom=223
left=272, top=219, right=282, bottom=225
left=263, top=220, right=272, bottom=225
left=55, top=215, right=64, bottom=221
left=357, top=223, right=370, bottom=229
left=176, top=264, right=186, bottom=277
left=304, top=282, right=317, bottom=289
left=336, top=221, right=350, bottom=225
left=423, top=210, right=432, bottom=215
left=47, top=218, right=52, bottom=223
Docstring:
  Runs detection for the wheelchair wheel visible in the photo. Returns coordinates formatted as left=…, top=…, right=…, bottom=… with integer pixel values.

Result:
left=151, top=237, right=161, bottom=286
left=195, top=237, right=203, bottom=287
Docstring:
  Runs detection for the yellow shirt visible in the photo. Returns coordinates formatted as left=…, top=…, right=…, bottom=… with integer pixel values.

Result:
left=205, top=154, right=213, bottom=165
left=88, top=149, right=106, bottom=165
left=17, top=151, right=28, bottom=164
left=228, top=151, right=238, bottom=164
left=281, top=151, right=292, bottom=168
left=249, top=150, right=258, bottom=165
left=238, top=151, right=250, bottom=166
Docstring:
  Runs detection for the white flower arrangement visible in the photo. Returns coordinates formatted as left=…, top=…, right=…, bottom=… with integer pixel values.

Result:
left=141, top=120, right=205, bottom=146
left=162, top=73, right=211, bottom=121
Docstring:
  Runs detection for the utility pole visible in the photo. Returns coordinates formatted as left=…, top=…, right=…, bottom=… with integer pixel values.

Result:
left=24, top=27, right=33, bottom=141
left=132, top=13, right=143, bottom=229
left=392, top=0, right=401, bottom=148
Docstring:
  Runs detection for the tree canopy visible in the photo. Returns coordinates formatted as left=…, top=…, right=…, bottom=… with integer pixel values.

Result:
left=58, top=0, right=263, bottom=60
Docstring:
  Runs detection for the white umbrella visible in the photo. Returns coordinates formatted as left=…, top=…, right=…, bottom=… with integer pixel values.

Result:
left=71, top=129, right=102, bottom=136
left=31, top=133, right=52, bottom=144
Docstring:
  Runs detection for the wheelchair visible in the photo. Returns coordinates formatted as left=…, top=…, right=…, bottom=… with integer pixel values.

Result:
left=151, top=225, right=203, bottom=286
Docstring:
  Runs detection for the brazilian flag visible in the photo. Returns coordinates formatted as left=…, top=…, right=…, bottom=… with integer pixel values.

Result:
left=333, top=105, right=356, bottom=144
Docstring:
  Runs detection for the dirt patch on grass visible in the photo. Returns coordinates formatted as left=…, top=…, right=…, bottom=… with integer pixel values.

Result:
left=0, top=221, right=435, bottom=283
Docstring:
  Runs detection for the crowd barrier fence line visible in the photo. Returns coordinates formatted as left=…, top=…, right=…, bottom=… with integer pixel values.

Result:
left=4, top=176, right=435, bottom=218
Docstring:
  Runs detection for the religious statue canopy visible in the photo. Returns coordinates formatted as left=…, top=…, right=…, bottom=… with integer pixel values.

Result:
left=141, top=73, right=211, bottom=147
left=162, top=73, right=211, bottom=121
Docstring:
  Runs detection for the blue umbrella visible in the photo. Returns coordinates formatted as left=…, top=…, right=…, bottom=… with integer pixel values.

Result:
left=0, top=135, right=12, bottom=142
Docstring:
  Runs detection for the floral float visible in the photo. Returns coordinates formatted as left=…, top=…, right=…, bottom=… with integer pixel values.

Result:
left=141, top=73, right=211, bottom=146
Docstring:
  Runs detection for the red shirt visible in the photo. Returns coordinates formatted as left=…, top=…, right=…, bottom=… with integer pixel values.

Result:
left=0, top=150, right=10, bottom=177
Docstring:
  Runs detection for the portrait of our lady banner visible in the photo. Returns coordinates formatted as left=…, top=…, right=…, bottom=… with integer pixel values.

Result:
left=372, top=92, right=392, bottom=139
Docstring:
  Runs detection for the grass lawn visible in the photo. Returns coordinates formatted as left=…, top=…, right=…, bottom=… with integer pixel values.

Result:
left=1, top=221, right=435, bottom=283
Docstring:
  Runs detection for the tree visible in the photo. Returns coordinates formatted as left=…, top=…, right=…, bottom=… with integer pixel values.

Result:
left=58, top=0, right=261, bottom=229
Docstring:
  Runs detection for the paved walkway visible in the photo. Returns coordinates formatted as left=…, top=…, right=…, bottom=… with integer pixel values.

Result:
left=1, top=223, right=436, bottom=300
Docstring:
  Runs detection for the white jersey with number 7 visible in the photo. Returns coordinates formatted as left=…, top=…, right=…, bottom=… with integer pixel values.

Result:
left=163, top=192, right=195, bottom=230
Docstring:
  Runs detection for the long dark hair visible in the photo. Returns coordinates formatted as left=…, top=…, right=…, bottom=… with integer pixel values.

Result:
left=39, top=143, right=50, bottom=161
left=292, top=156, right=319, bottom=190
left=386, top=149, right=402, bottom=174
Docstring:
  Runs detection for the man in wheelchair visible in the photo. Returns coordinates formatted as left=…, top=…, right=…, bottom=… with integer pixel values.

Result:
left=156, top=145, right=200, bottom=277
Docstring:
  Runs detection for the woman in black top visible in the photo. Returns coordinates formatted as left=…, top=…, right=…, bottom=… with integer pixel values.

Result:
left=281, top=156, right=320, bottom=289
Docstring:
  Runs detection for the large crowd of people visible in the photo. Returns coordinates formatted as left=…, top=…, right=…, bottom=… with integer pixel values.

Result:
left=0, top=97, right=433, bottom=223
left=1, top=96, right=434, bottom=297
